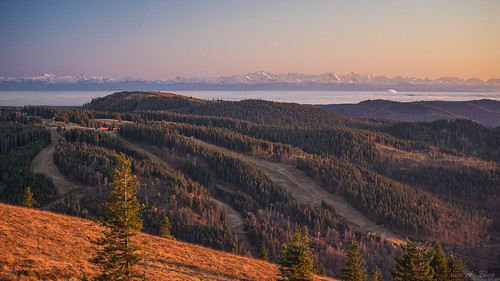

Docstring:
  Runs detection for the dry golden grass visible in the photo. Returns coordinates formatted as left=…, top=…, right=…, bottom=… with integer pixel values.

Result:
left=0, top=203, right=337, bottom=281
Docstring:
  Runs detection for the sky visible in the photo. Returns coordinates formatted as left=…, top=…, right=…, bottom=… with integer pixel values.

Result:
left=1, top=0, right=499, bottom=81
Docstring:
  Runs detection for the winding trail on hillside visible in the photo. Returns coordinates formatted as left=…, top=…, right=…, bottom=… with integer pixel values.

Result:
left=31, top=121, right=87, bottom=199
left=30, top=121, right=253, bottom=251
left=114, top=136, right=253, bottom=251
left=30, top=118, right=402, bottom=247
left=193, top=139, right=405, bottom=244
left=213, top=199, right=251, bottom=249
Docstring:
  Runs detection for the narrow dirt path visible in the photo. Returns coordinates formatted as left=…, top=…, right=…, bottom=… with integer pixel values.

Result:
left=213, top=199, right=251, bottom=250
left=194, top=139, right=405, bottom=244
left=31, top=122, right=87, bottom=198
left=114, top=136, right=255, bottom=251
left=116, top=135, right=166, bottom=165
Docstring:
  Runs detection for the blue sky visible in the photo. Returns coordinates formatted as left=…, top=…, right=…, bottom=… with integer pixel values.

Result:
left=1, top=0, right=499, bottom=80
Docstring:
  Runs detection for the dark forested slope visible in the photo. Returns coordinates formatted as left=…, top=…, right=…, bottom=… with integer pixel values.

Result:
left=83, top=91, right=375, bottom=128
left=314, top=99, right=500, bottom=127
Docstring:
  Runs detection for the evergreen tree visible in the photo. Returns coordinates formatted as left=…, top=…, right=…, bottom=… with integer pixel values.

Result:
left=277, top=232, right=314, bottom=281
left=429, top=242, right=449, bottom=280
left=21, top=187, right=37, bottom=208
left=341, top=242, right=367, bottom=281
left=370, top=267, right=383, bottom=281
left=90, top=153, right=144, bottom=280
left=159, top=217, right=175, bottom=240
left=447, top=253, right=466, bottom=281
left=391, top=238, right=434, bottom=281
left=259, top=247, right=269, bottom=262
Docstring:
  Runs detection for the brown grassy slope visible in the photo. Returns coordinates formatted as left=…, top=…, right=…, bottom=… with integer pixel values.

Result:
left=0, top=203, right=337, bottom=281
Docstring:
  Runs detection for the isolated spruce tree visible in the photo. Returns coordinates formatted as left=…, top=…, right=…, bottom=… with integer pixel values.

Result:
left=391, top=238, right=434, bottom=281
left=447, top=253, right=466, bottom=281
left=341, top=242, right=367, bottom=281
left=259, top=247, right=269, bottom=262
left=370, top=267, right=383, bottom=281
left=429, top=242, right=449, bottom=280
left=277, top=232, right=314, bottom=281
left=21, top=187, right=37, bottom=208
left=91, top=153, right=144, bottom=281
left=159, top=217, right=175, bottom=240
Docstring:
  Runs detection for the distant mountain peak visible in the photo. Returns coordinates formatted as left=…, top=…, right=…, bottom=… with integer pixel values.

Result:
left=1, top=72, right=499, bottom=91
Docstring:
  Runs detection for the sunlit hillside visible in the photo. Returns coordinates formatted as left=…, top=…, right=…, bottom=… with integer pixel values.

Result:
left=0, top=203, right=336, bottom=281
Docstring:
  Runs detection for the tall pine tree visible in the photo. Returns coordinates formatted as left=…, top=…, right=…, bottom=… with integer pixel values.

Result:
left=429, top=242, right=449, bottom=280
left=91, top=153, right=144, bottom=280
left=391, top=238, right=434, bottom=281
left=341, top=242, right=367, bottom=281
left=447, top=253, right=466, bottom=281
left=277, top=232, right=314, bottom=281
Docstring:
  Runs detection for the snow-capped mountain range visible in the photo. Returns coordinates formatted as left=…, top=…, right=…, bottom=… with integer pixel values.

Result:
left=1, top=71, right=499, bottom=91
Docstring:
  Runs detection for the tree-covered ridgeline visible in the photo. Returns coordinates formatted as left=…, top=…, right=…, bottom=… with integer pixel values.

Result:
left=21, top=105, right=142, bottom=128
left=116, top=119, right=496, bottom=277
left=130, top=112, right=418, bottom=163
left=131, top=108, right=425, bottom=154
left=5, top=97, right=498, bottom=277
left=23, top=97, right=500, bottom=163
left=141, top=106, right=499, bottom=163
left=120, top=123, right=327, bottom=221
left=296, top=155, right=491, bottom=245
left=138, top=121, right=301, bottom=158
left=52, top=128, right=245, bottom=254
left=21, top=104, right=493, bottom=163
left=0, top=107, right=44, bottom=125
left=118, top=122, right=400, bottom=278
left=0, top=123, right=51, bottom=155
left=83, top=92, right=367, bottom=127
left=83, top=92, right=199, bottom=113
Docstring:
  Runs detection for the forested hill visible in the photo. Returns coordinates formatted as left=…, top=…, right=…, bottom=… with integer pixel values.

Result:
left=83, top=91, right=371, bottom=128
left=7, top=92, right=500, bottom=278
left=83, top=91, right=500, bottom=161
left=313, top=99, right=500, bottom=127
left=83, top=91, right=209, bottom=112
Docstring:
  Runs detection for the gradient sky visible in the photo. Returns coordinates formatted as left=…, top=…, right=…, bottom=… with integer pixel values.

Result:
left=1, top=0, right=499, bottom=80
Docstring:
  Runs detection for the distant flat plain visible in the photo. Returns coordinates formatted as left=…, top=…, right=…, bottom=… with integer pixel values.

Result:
left=1, top=90, right=499, bottom=106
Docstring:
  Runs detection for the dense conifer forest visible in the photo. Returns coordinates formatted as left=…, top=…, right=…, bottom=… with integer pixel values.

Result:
left=1, top=91, right=499, bottom=279
left=0, top=110, right=56, bottom=206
